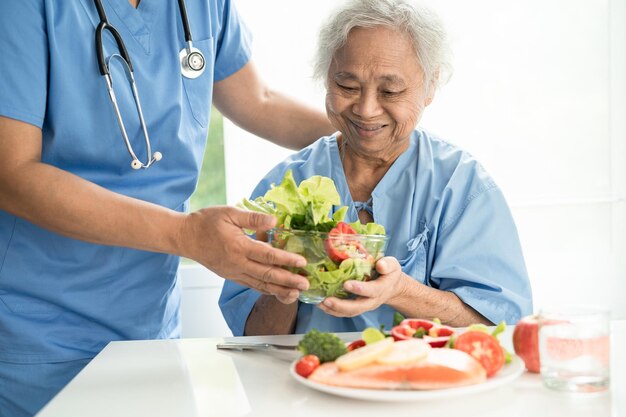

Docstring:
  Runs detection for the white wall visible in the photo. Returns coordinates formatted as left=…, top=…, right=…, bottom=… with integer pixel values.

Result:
left=180, top=265, right=233, bottom=337
left=416, top=0, right=626, bottom=317
left=186, top=0, right=626, bottom=337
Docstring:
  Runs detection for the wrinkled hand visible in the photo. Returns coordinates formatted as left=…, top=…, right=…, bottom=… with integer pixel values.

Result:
left=179, top=206, right=308, bottom=303
left=317, top=257, right=407, bottom=317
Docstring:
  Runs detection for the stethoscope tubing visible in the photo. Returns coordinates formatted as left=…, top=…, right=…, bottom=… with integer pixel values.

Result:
left=104, top=55, right=155, bottom=168
left=92, top=0, right=201, bottom=169
left=96, top=22, right=132, bottom=76
left=93, top=0, right=134, bottom=76
left=177, top=0, right=193, bottom=43
left=94, top=0, right=194, bottom=76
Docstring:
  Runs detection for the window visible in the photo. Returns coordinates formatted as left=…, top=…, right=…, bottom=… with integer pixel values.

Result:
left=181, top=106, right=226, bottom=267
left=180, top=107, right=233, bottom=337
left=189, top=107, right=227, bottom=211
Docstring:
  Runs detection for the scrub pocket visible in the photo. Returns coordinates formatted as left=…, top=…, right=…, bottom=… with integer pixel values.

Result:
left=397, top=224, right=429, bottom=283
left=181, top=38, right=215, bottom=127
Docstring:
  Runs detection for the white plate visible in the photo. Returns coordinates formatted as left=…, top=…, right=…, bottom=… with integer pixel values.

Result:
left=290, top=355, right=525, bottom=401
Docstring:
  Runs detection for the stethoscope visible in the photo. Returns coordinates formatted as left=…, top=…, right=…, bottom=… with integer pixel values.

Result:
left=94, top=0, right=206, bottom=170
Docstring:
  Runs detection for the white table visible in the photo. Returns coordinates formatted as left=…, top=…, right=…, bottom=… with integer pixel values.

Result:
left=37, top=322, right=624, bottom=417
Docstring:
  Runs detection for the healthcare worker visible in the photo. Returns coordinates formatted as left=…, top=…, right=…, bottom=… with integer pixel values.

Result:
left=0, top=0, right=333, bottom=415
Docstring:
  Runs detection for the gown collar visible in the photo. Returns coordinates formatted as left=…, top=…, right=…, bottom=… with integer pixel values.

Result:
left=329, top=132, right=419, bottom=220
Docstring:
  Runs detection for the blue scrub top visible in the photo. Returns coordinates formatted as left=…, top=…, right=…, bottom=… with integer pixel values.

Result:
left=219, top=131, right=533, bottom=336
left=0, top=0, right=251, bottom=363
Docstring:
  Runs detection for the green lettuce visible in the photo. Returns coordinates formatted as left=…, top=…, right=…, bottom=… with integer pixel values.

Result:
left=240, top=170, right=388, bottom=300
left=303, top=257, right=375, bottom=299
left=241, top=170, right=346, bottom=232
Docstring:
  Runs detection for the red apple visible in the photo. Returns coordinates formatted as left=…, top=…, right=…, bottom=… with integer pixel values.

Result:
left=513, top=315, right=541, bottom=373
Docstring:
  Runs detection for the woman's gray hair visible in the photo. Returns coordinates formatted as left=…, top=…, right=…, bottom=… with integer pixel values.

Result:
left=313, top=0, right=452, bottom=89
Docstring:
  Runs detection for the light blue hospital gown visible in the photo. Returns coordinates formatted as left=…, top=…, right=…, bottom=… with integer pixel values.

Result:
left=219, top=132, right=533, bottom=336
left=0, top=0, right=250, bottom=414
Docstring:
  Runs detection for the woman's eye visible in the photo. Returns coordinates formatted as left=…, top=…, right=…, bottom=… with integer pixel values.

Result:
left=337, top=83, right=358, bottom=92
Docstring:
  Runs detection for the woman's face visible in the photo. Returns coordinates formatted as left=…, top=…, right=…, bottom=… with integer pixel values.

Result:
left=326, top=26, right=434, bottom=159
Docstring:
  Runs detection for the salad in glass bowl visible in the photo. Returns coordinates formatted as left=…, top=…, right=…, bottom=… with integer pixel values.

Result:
left=240, top=170, right=388, bottom=304
left=269, top=224, right=387, bottom=303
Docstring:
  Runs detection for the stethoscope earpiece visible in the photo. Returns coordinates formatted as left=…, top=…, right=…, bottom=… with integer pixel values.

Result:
left=93, top=0, right=197, bottom=171
left=130, top=151, right=162, bottom=170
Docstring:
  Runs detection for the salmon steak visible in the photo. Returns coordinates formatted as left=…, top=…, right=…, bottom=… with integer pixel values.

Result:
left=308, top=348, right=487, bottom=390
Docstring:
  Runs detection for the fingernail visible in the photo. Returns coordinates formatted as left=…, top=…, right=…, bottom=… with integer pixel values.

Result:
left=298, top=281, right=309, bottom=291
left=295, top=258, right=307, bottom=268
left=323, top=299, right=333, bottom=308
left=377, top=259, right=387, bottom=270
left=346, top=282, right=360, bottom=292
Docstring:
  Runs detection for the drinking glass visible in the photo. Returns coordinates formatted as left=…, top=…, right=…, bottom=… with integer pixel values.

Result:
left=538, top=305, right=610, bottom=393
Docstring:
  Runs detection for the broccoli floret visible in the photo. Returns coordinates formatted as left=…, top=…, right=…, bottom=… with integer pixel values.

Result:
left=298, top=329, right=347, bottom=363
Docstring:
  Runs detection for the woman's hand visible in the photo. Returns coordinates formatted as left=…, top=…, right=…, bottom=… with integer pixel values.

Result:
left=318, top=256, right=493, bottom=326
left=178, top=206, right=309, bottom=304
left=318, top=257, right=409, bottom=317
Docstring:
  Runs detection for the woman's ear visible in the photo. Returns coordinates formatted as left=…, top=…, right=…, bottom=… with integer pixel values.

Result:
left=425, top=71, right=439, bottom=106
left=425, top=88, right=435, bottom=106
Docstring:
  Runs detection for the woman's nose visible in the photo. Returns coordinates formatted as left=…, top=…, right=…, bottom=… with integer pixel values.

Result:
left=352, top=92, right=383, bottom=118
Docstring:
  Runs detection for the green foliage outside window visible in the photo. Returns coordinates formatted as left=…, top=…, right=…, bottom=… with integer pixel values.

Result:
left=183, top=108, right=226, bottom=265
left=190, top=107, right=227, bottom=211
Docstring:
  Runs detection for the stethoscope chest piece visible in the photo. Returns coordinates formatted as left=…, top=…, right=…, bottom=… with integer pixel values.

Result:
left=180, top=46, right=206, bottom=79
left=92, top=0, right=200, bottom=170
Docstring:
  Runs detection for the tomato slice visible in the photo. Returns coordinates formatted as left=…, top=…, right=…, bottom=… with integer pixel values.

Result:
left=295, top=354, right=321, bottom=378
left=324, top=222, right=367, bottom=263
left=335, top=221, right=357, bottom=235
left=423, top=334, right=452, bottom=348
left=391, top=324, right=416, bottom=341
left=398, top=319, right=456, bottom=347
left=347, top=339, right=367, bottom=351
left=425, top=323, right=456, bottom=348
left=454, top=331, right=505, bottom=377
left=401, top=319, right=436, bottom=332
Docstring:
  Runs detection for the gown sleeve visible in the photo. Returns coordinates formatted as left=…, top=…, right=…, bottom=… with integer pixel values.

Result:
left=429, top=184, right=533, bottom=324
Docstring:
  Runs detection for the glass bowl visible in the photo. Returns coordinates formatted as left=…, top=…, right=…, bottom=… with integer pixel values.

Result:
left=268, top=228, right=388, bottom=304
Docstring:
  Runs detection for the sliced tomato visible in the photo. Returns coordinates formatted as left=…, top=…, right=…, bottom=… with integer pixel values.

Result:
left=295, top=354, right=321, bottom=378
left=454, top=331, right=505, bottom=377
left=324, top=222, right=367, bottom=263
left=424, top=324, right=456, bottom=348
left=391, top=324, right=415, bottom=341
left=347, top=339, right=367, bottom=351
left=399, top=319, right=456, bottom=348
left=401, top=319, right=436, bottom=332
left=334, top=221, right=357, bottom=235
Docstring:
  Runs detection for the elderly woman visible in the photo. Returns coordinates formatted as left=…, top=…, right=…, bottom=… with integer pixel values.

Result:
left=219, top=0, right=532, bottom=335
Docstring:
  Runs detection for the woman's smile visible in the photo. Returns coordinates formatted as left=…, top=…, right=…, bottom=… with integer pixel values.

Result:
left=350, top=119, right=388, bottom=137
